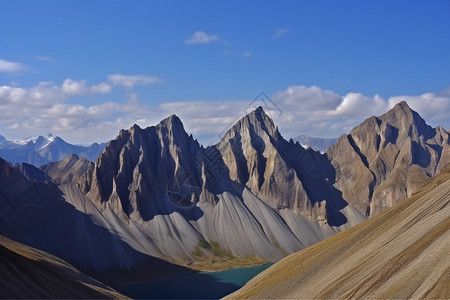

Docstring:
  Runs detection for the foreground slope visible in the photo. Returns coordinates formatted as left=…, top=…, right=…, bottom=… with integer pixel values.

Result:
left=227, top=166, right=450, bottom=299
left=0, top=235, right=125, bottom=299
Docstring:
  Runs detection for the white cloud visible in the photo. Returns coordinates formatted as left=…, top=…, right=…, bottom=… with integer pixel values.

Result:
left=272, top=28, right=289, bottom=39
left=273, top=85, right=341, bottom=109
left=0, top=59, right=26, bottom=73
left=327, top=93, right=386, bottom=118
left=271, top=85, right=450, bottom=139
left=91, top=82, right=112, bottom=94
left=243, top=51, right=252, bottom=58
left=61, top=79, right=88, bottom=95
left=1, top=80, right=450, bottom=146
left=185, top=31, right=219, bottom=45
left=108, top=74, right=162, bottom=88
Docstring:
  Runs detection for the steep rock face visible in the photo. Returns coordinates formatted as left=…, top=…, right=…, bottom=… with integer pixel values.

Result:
left=215, top=107, right=347, bottom=224
left=87, top=115, right=203, bottom=220
left=327, top=101, right=450, bottom=216
left=216, top=107, right=308, bottom=212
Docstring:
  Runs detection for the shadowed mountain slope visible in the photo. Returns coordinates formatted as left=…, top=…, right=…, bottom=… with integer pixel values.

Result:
left=226, top=165, right=450, bottom=299
left=0, top=157, right=190, bottom=277
left=0, top=235, right=125, bottom=299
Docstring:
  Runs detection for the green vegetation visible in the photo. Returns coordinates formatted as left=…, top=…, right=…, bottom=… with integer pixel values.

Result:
left=192, top=239, right=212, bottom=257
left=197, top=239, right=211, bottom=250
left=186, top=239, right=268, bottom=271
left=190, top=255, right=268, bottom=272
left=192, top=246, right=203, bottom=257
left=210, top=241, right=234, bottom=258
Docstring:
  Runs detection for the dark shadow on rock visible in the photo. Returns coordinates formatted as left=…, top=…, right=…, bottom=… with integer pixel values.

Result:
left=0, top=158, right=190, bottom=282
left=280, top=140, right=349, bottom=227
left=411, top=141, right=431, bottom=169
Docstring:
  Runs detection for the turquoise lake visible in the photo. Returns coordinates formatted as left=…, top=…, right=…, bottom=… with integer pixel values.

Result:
left=118, top=263, right=273, bottom=299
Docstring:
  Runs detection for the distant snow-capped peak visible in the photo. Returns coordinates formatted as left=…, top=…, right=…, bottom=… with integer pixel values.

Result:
left=11, top=133, right=55, bottom=146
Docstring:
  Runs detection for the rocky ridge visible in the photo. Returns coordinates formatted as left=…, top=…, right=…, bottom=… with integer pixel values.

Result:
left=0, top=102, right=447, bottom=275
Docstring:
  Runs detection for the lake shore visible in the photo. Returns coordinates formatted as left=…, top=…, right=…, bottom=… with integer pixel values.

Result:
left=117, top=263, right=274, bottom=299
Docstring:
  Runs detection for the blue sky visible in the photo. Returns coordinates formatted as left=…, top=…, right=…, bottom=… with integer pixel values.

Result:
left=1, top=0, right=450, bottom=144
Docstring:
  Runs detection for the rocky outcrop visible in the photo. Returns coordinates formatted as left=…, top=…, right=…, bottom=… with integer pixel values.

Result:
left=327, top=101, right=450, bottom=216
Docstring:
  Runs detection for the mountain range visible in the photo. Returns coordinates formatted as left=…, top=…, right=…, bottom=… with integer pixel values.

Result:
left=0, top=235, right=125, bottom=299
left=0, top=101, right=448, bottom=290
left=0, top=133, right=106, bottom=166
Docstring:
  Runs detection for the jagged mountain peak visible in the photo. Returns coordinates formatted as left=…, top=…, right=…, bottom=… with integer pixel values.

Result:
left=65, top=153, right=80, bottom=162
left=347, top=100, right=434, bottom=147
left=156, top=114, right=185, bottom=132
left=89, top=113, right=201, bottom=217
left=328, top=100, right=449, bottom=217
left=381, top=101, right=430, bottom=134
left=40, top=153, right=93, bottom=185
left=221, top=106, right=280, bottom=144
left=384, top=100, right=415, bottom=120
left=124, top=114, right=188, bottom=143
left=392, top=100, right=411, bottom=112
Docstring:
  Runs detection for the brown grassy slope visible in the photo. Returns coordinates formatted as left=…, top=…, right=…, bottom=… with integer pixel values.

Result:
left=226, top=166, right=450, bottom=299
left=0, top=235, right=127, bottom=299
